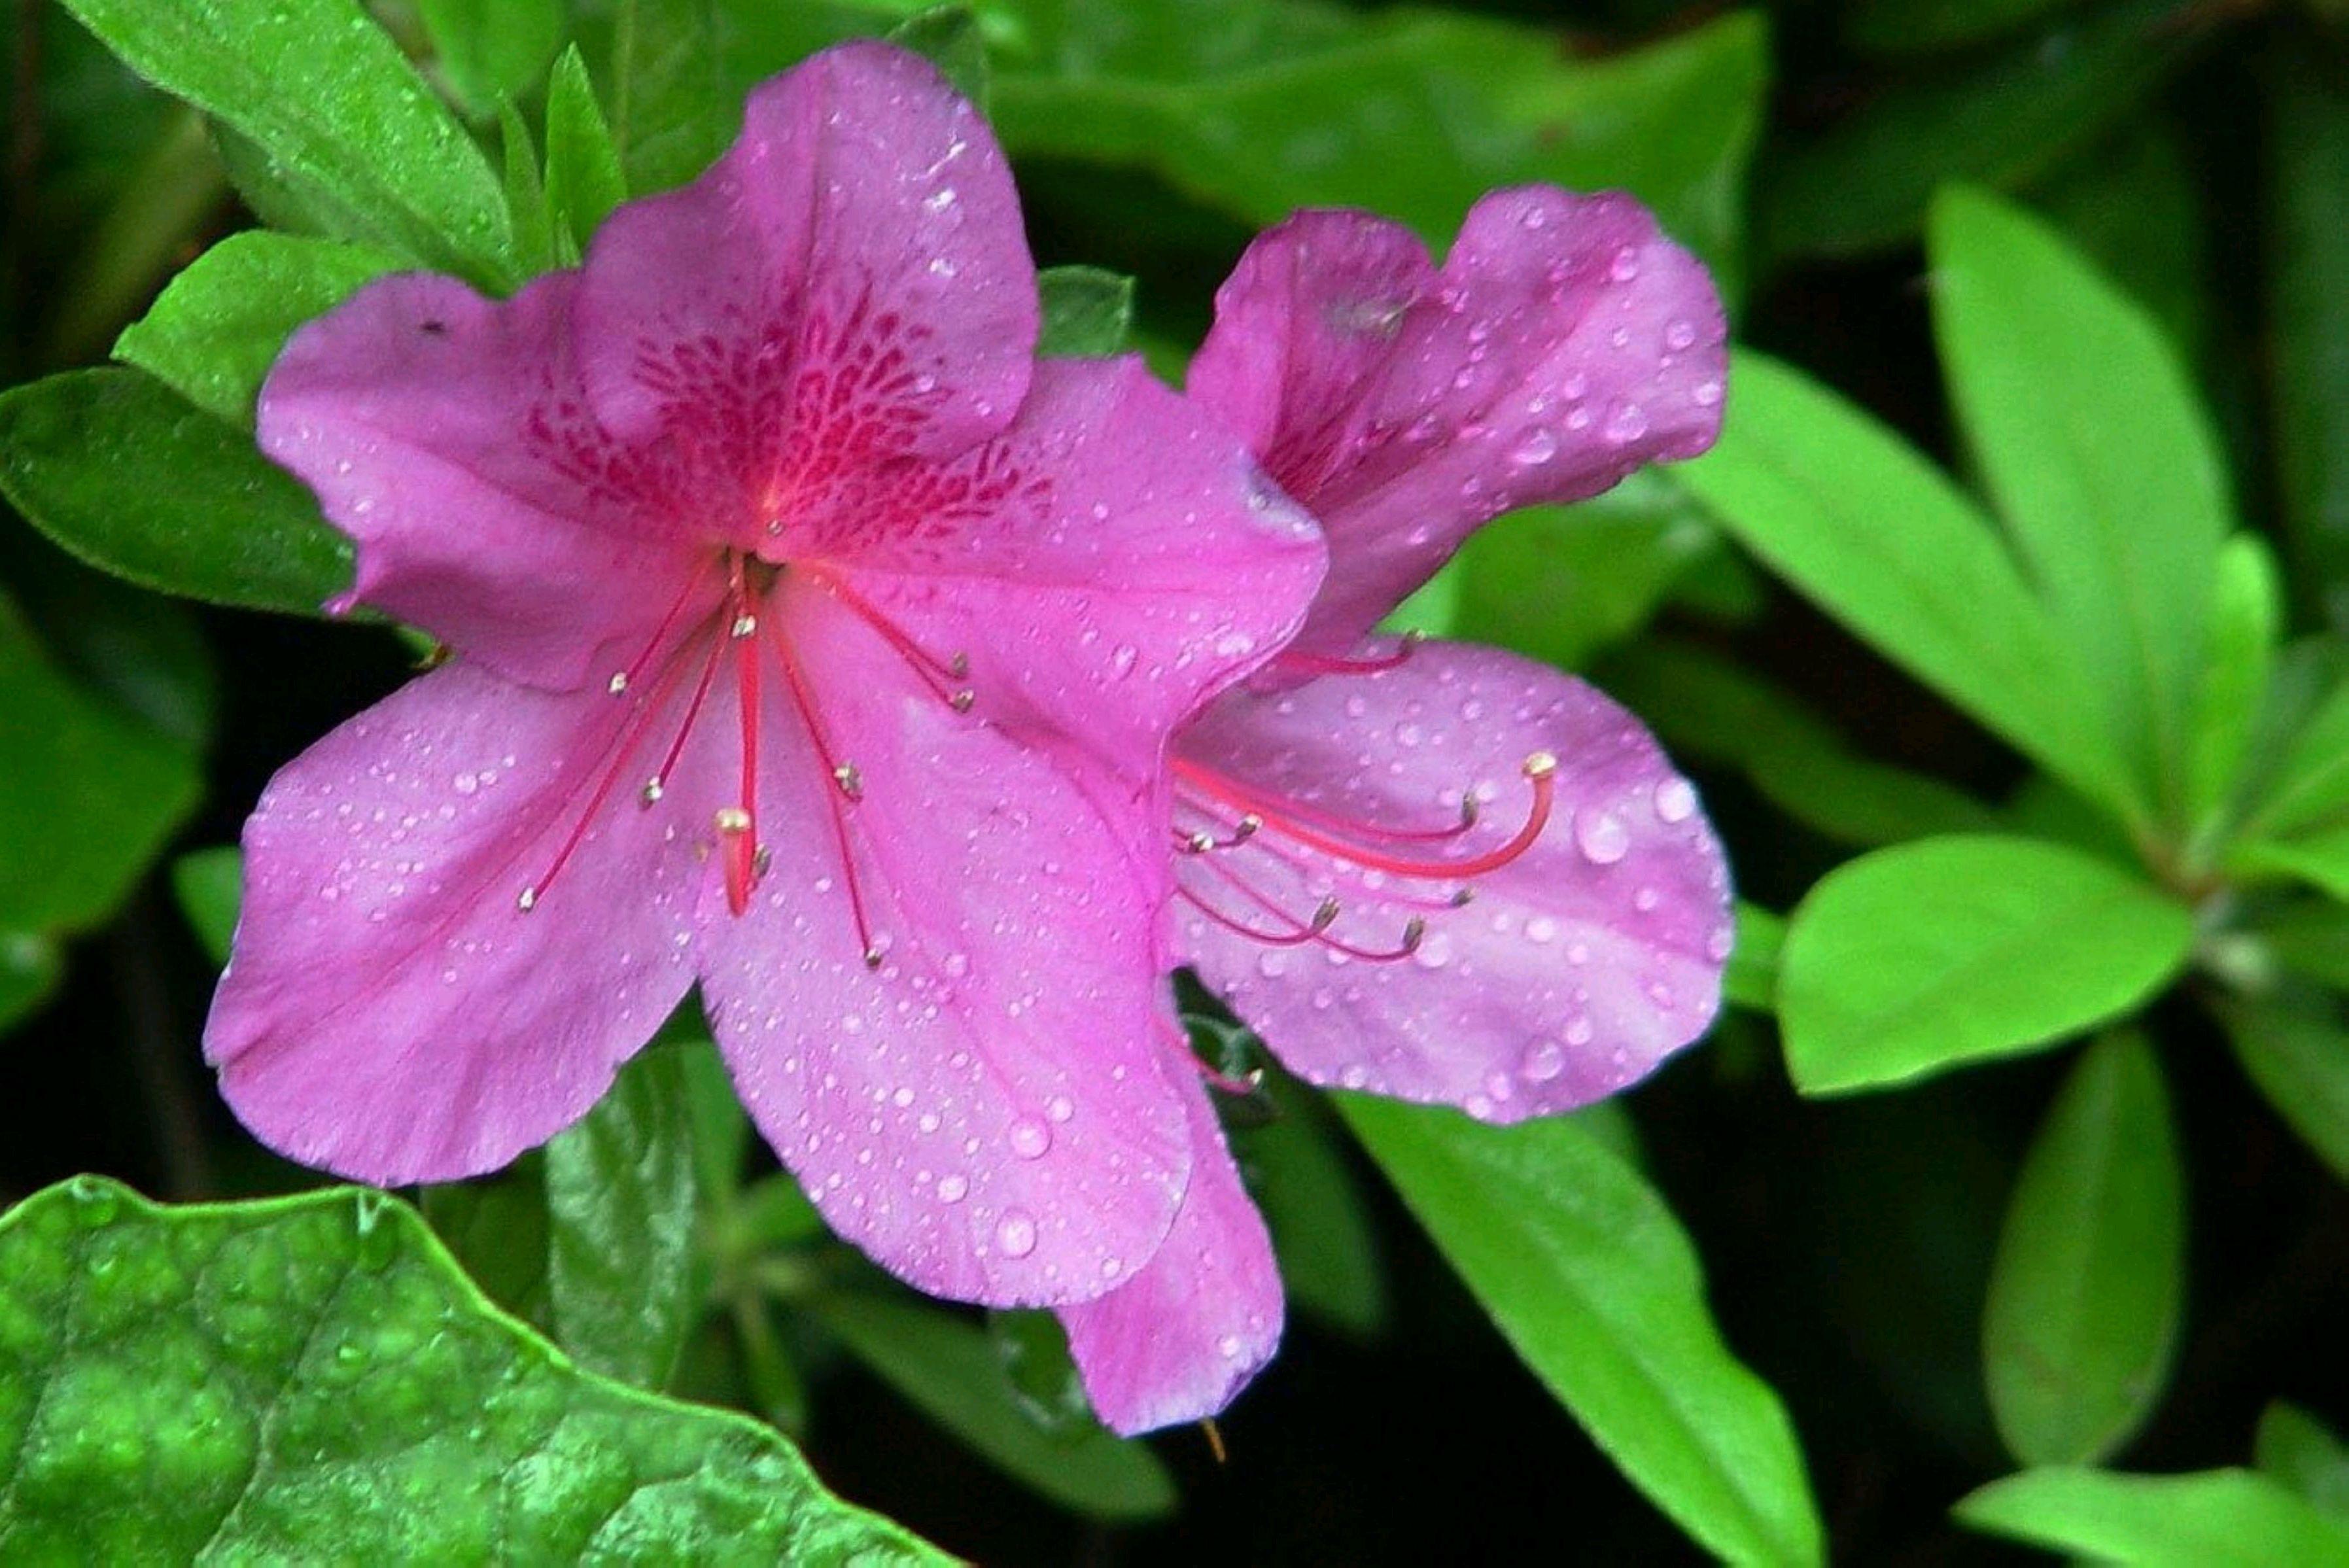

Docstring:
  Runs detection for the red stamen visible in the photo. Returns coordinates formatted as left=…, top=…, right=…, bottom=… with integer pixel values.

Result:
left=1270, top=632, right=1420, bottom=680
left=1173, top=752, right=1557, bottom=882
left=800, top=564, right=974, bottom=707
left=606, top=555, right=717, bottom=697
left=1182, top=856, right=1425, bottom=963
left=770, top=613, right=886, bottom=967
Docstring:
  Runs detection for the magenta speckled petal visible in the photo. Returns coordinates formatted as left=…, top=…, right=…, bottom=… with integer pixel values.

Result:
left=810, top=355, right=1326, bottom=786
left=573, top=42, right=1036, bottom=546
left=1188, top=189, right=1728, bottom=656
left=205, top=662, right=723, bottom=1183
left=258, top=270, right=713, bottom=691
left=694, top=584, right=1189, bottom=1307
left=1058, top=1065, right=1282, bottom=1435
left=1174, top=640, right=1730, bottom=1121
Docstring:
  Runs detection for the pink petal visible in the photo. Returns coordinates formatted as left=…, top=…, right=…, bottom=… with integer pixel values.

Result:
left=205, top=661, right=723, bottom=1183
left=1188, top=190, right=1727, bottom=656
left=259, top=271, right=713, bottom=691
left=572, top=42, right=1036, bottom=546
left=812, top=355, right=1327, bottom=786
left=1174, top=640, right=1730, bottom=1121
left=695, top=582, right=1191, bottom=1308
left=1058, top=1061, right=1283, bottom=1436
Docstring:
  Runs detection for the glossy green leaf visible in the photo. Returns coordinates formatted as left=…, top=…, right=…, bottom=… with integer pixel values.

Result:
left=0, top=592, right=198, bottom=941
left=1453, top=472, right=1725, bottom=674
left=1240, top=1076, right=1385, bottom=1337
left=2238, top=668, right=2349, bottom=845
left=2219, top=998, right=2349, bottom=1182
left=2257, top=1403, right=2349, bottom=1524
left=418, top=0, right=563, bottom=118
left=1929, top=186, right=2233, bottom=831
left=888, top=5, right=990, bottom=111
left=53, top=0, right=514, bottom=286
left=993, top=9, right=1766, bottom=288
left=499, top=101, right=557, bottom=275
left=1035, top=265, right=1135, bottom=358
left=1758, top=0, right=2207, bottom=261
left=1954, top=1466, right=2349, bottom=1565
left=1779, top=836, right=2193, bottom=1094
left=1984, top=1034, right=2183, bottom=1465
left=1677, top=351, right=2137, bottom=820
left=0, top=368, right=353, bottom=616
left=2233, top=826, right=2349, bottom=904
left=2187, top=536, right=2283, bottom=841
left=0, top=1177, right=943, bottom=1562
left=805, top=1293, right=1176, bottom=1520
left=544, top=46, right=628, bottom=260
left=1342, top=1096, right=1824, bottom=1568
left=1724, top=903, right=1784, bottom=1015
left=544, top=1047, right=704, bottom=1390
left=113, top=232, right=400, bottom=425
left=1604, top=638, right=1998, bottom=848
left=2269, top=53, right=2349, bottom=627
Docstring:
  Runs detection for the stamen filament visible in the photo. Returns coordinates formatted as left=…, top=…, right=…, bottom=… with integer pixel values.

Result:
left=1172, top=752, right=1556, bottom=882
left=1270, top=631, right=1421, bottom=680
left=770, top=614, right=886, bottom=967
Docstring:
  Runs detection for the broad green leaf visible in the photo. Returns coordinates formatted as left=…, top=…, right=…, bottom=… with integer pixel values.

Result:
left=169, top=845, right=241, bottom=964
left=806, top=1293, right=1177, bottom=1520
left=1240, top=1076, right=1385, bottom=1337
left=1758, top=0, right=2207, bottom=261
left=0, top=592, right=198, bottom=941
left=418, top=0, right=563, bottom=118
left=1929, top=186, right=2233, bottom=833
left=1983, top=1034, right=2184, bottom=1465
left=2232, top=826, right=2349, bottom=904
left=1955, top=1466, right=2349, bottom=1565
left=2187, top=536, right=2283, bottom=841
left=544, top=46, right=629, bottom=260
left=0, top=1178, right=942, bottom=1562
left=2028, top=118, right=2208, bottom=364
left=41, top=111, right=231, bottom=370
left=3, top=543, right=220, bottom=750
left=113, top=232, right=400, bottom=425
left=1778, top=835, right=2193, bottom=1094
left=2219, top=998, right=2349, bottom=1182
left=2269, top=53, right=2349, bottom=627
left=1453, top=471, right=1726, bottom=673
left=888, top=5, right=991, bottom=111
left=421, top=1155, right=554, bottom=1327
left=1342, top=1096, right=1824, bottom=1568
left=54, top=0, right=514, bottom=286
left=1677, top=351, right=2138, bottom=820
left=544, top=1047, right=705, bottom=1389
left=2257, top=1403, right=2349, bottom=1524
left=0, top=368, right=353, bottom=616
left=1603, top=638, right=1998, bottom=848
left=1035, top=265, right=1135, bottom=358
left=2238, top=669, right=2349, bottom=844
left=1724, top=903, right=1784, bottom=1014
left=992, top=9, right=1766, bottom=290
left=499, top=101, right=557, bottom=275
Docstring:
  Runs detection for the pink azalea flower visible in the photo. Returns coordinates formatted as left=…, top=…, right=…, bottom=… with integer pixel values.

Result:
left=206, top=42, right=1326, bottom=1312
left=1058, top=189, right=1735, bottom=1433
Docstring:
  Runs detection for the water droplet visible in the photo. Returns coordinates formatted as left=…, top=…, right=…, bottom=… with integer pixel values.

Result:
left=1045, top=1095, right=1075, bottom=1124
left=995, top=1210, right=1039, bottom=1258
left=1664, top=319, right=1699, bottom=351
left=1525, top=915, right=1559, bottom=945
left=936, top=1174, right=969, bottom=1202
left=1603, top=402, right=1650, bottom=445
left=1565, top=1015, right=1595, bottom=1047
left=1009, top=1119, right=1052, bottom=1159
left=1607, top=246, right=1642, bottom=283
left=1110, top=644, right=1138, bottom=677
left=1522, top=1040, right=1566, bottom=1083
left=1653, top=777, right=1697, bottom=823
left=1509, top=428, right=1557, bottom=466
left=1575, top=810, right=1631, bottom=865
left=1216, top=1333, right=1244, bottom=1358
left=67, top=1176, right=119, bottom=1226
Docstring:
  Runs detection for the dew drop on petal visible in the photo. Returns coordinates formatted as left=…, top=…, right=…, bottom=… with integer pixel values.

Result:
left=936, top=1174, right=969, bottom=1202
left=1653, top=777, right=1697, bottom=824
left=1008, top=1118, right=1052, bottom=1159
left=1522, top=1040, right=1566, bottom=1083
left=1575, top=809, right=1631, bottom=865
left=1509, top=428, right=1557, bottom=466
left=995, top=1209, right=1039, bottom=1258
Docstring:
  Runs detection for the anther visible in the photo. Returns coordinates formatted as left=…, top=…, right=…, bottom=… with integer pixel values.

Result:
left=862, top=945, right=886, bottom=971
left=1457, top=796, right=1481, bottom=828
left=606, top=672, right=630, bottom=696
left=1234, top=813, right=1262, bottom=841
left=715, top=807, right=752, bottom=835
left=1185, top=830, right=1217, bottom=854
left=1450, top=887, right=1476, bottom=907
left=639, top=779, right=664, bottom=806
left=832, top=763, right=864, bottom=800
left=1400, top=916, right=1427, bottom=952
left=1310, top=897, right=1341, bottom=933
left=730, top=614, right=758, bottom=639
left=1523, top=750, right=1558, bottom=779
left=948, top=688, right=976, bottom=713
left=516, top=886, right=538, bottom=913
left=753, top=845, right=773, bottom=877
left=948, top=652, right=970, bottom=678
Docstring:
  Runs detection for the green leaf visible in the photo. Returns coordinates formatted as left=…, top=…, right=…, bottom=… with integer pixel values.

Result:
left=2238, top=669, right=2349, bottom=845
left=113, top=232, right=401, bottom=425
left=544, top=46, right=628, bottom=260
left=2028, top=118, right=2208, bottom=364
left=0, top=934, right=63, bottom=1037
left=2269, top=52, right=2349, bottom=627
left=805, top=1293, right=1177, bottom=1521
left=52, top=0, right=514, bottom=287
left=0, top=593, right=199, bottom=941
left=498, top=101, right=557, bottom=275
left=887, top=5, right=990, bottom=112
left=1603, top=638, right=1998, bottom=848
left=2257, top=1403, right=2349, bottom=1524
left=1035, top=266, right=1135, bottom=358
left=2233, top=826, right=2349, bottom=904
left=992, top=9, right=1766, bottom=291
left=1240, top=1077, right=1386, bottom=1337
left=168, top=845, right=241, bottom=965
left=543, top=1047, right=705, bottom=1390
left=1453, top=471, right=1726, bottom=673
left=0, top=368, right=353, bottom=616
left=2219, top=998, right=2349, bottom=1182
left=1928, top=186, right=2234, bottom=832
left=1778, top=835, right=2193, bottom=1094
left=417, top=0, right=563, bottom=119
left=2187, top=536, right=2284, bottom=841
left=1758, top=0, right=2208, bottom=261
left=419, top=1156, right=554, bottom=1327
left=1954, top=1466, right=2349, bottom=1565
left=1342, top=1096, right=1824, bottom=1567
left=1677, top=351, right=2138, bottom=821
left=1724, top=903, right=1784, bottom=1015
left=2252, top=902, right=2349, bottom=992
left=1843, top=0, right=2088, bottom=57
left=0, top=1177, right=943, bottom=1562
left=1983, top=1034, right=2184, bottom=1465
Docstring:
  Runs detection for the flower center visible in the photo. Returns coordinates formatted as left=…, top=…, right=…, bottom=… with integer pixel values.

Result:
left=512, top=549, right=973, bottom=966
left=1170, top=741, right=1557, bottom=964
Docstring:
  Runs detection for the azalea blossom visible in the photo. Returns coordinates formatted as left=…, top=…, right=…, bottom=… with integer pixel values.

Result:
left=207, top=43, right=1326, bottom=1312
left=1056, top=190, right=1734, bottom=1433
